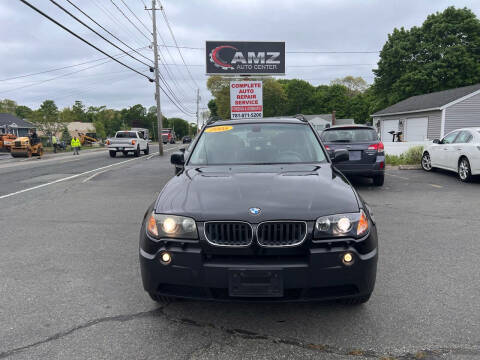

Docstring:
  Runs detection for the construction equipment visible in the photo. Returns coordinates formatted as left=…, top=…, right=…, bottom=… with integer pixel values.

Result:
left=78, top=132, right=98, bottom=145
left=10, top=137, right=43, bottom=158
left=0, top=133, right=17, bottom=152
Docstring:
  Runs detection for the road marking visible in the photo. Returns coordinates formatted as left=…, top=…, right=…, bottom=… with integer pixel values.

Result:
left=385, top=173, right=409, bottom=180
left=430, top=184, right=443, bottom=188
left=0, top=145, right=182, bottom=199
left=81, top=169, right=109, bottom=183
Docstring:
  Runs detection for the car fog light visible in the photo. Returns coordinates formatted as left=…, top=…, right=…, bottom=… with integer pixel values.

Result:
left=342, top=252, right=354, bottom=265
left=160, top=252, right=172, bottom=265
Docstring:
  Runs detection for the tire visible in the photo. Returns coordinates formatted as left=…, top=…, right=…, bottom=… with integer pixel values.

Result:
left=109, top=150, right=116, bottom=158
left=134, top=146, right=140, bottom=157
left=123, top=151, right=128, bottom=157
left=338, top=293, right=371, bottom=305
left=148, top=292, right=175, bottom=304
left=163, top=141, right=167, bottom=145
left=421, top=152, right=434, bottom=172
left=144, top=144, right=149, bottom=155
left=373, top=175, right=384, bottom=186
left=458, top=157, right=472, bottom=182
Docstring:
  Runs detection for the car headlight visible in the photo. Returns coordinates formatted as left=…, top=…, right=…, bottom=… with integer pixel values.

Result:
left=146, top=213, right=198, bottom=239
left=314, top=210, right=369, bottom=239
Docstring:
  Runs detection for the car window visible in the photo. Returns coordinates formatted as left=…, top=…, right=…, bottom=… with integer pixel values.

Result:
left=441, top=131, right=459, bottom=144
left=321, top=128, right=378, bottom=142
left=454, top=131, right=473, bottom=143
left=116, top=132, right=137, bottom=138
left=188, top=123, right=327, bottom=165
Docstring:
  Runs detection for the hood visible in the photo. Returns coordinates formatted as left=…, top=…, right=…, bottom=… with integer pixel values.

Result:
left=155, top=164, right=360, bottom=222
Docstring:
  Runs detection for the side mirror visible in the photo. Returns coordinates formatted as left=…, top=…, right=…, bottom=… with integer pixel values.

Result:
left=179, top=148, right=186, bottom=153
left=433, top=139, right=440, bottom=144
left=170, top=152, right=184, bottom=166
left=332, top=149, right=349, bottom=163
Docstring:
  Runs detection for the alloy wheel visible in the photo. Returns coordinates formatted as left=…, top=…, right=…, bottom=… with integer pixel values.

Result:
left=458, top=159, right=470, bottom=181
left=422, top=153, right=432, bottom=171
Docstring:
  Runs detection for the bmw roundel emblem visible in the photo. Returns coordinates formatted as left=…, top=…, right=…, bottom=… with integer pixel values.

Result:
left=249, top=207, right=261, bottom=215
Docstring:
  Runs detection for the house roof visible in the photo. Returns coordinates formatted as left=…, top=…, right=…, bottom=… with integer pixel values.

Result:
left=0, top=113, right=35, bottom=128
left=372, top=83, right=480, bottom=116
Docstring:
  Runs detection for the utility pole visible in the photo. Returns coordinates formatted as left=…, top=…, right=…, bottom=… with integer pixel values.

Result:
left=196, top=88, right=200, bottom=133
left=150, top=0, right=163, bottom=156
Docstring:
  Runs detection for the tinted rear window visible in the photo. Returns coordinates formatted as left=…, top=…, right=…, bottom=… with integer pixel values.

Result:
left=116, top=132, right=137, bottom=138
left=321, top=128, right=378, bottom=142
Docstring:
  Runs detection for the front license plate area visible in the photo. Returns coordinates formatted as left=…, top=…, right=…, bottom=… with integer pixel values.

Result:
left=118, top=147, right=124, bottom=151
left=229, top=269, right=283, bottom=297
left=349, top=151, right=361, bottom=161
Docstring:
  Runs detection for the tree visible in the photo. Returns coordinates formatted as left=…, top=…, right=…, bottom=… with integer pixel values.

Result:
left=373, top=6, right=480, bottom=108
left=72, top=100, right=86, bottom=122
left=262, top=78, right=287, bottom=117
left=282, top=79, right=316, bottom=115
left=331, top=76, right=368, bottom=96
left=34, top=100, right=63, bottom=135
left=207, top=99, right=218, bottom=117
left=0, top=99, right=17, bottom=114
left=15, top=105, right=33, bottom=119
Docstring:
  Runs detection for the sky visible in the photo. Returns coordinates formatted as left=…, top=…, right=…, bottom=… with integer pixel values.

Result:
left=1, top=0, right=479, bottom=122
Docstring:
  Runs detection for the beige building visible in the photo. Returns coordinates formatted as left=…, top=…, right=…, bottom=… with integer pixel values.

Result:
left=67, top=122, right=96, bottom=138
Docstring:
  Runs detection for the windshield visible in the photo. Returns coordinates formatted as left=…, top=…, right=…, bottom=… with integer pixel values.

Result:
left=116, top=132, right=137, bottom=138
left=188, top=123, right=326, bottom=165
left=321, top=128, right=378, bottom=142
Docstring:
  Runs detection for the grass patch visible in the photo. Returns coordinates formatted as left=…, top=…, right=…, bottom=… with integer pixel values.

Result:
left=386, top=145, right=424, bottom=166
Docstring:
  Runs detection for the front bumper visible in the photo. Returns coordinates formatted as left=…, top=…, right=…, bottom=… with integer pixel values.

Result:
left=139, top=222, right=378, bottom=302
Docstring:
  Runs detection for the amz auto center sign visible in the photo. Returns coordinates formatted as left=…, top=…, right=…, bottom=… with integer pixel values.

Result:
left=230, top=81, right=263, bottom=119
left=206, top=41, right=285, bottom=75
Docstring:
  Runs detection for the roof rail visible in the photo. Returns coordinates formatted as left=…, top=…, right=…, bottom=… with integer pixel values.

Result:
left=205, top=116, right=224, bottom=126
left=293, top=114, right=308, bottom=122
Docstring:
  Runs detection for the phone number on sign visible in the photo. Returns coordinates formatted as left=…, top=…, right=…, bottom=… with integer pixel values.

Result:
left=231, top=112, right=263, bottom=119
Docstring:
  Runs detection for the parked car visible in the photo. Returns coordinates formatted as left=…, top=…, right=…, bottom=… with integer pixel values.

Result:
left=320, top=125, right=385, bottom=186
left=106, top=130, right=149, bottom=157
left=421, top=127, right=480, bottom=182
left=161, top=129, right=176, bottom=144
left=139, top=117, right=378, bottom=304
left=182, top=136, right=192, bottom=144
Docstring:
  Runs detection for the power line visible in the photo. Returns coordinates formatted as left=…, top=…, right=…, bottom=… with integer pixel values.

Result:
left=141, top=0, right=196, bottom=95
left=152, top=45, right=380, bottom=54
left=119, top=0, right=151, bottom=34
left=49, top=0, right=151, bottom=68
left=63, top=0, right=152, bottom=65
left=159, top=1, right=200, bottom=88
left=0, top=59, right=112, bottom=94
left=18, top=0, right=153, bottom=81
left=89, top=0, right=147, bottom=48
left=0, top=46, right=149, bottom=82
left=109, top=0, right=151, bottom=42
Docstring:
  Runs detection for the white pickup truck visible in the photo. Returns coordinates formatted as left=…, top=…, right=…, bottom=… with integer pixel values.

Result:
left=106, top=130, right=149, bottom=157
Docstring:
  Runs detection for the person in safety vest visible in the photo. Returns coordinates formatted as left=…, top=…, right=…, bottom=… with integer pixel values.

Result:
left=71, top=136, right=81, bottom=155
left=52, top=135, right=57, bottom=153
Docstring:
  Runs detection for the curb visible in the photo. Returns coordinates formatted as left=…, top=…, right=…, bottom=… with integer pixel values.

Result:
left=398, top=165, right=422, bottom=170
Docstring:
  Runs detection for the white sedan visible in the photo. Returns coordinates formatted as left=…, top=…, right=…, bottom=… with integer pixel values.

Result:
left=421, top=128, right=480, bottom=182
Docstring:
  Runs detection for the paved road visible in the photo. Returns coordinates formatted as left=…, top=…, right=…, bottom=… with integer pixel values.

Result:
left=0, top=154, right=479, bottom=359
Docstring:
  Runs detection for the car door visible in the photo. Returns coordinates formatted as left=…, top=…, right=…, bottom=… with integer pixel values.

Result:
left=452, top=130, right=474, bottom=171
left=436, top=131, right=460, bottom=169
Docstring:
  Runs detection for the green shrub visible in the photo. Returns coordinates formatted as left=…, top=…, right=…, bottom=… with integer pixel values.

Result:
left=385, top=145, right=424, bottom=165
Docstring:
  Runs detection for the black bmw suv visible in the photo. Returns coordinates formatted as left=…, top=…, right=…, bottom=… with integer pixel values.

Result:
left=140, top=118, right=378, bottom=304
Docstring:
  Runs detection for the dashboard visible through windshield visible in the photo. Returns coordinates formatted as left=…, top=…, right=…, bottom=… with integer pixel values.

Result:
left=188, top=123, right=327, bottom=165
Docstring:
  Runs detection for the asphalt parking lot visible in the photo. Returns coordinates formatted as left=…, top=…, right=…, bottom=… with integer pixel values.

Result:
left=0, top=152, right=479, bottom=359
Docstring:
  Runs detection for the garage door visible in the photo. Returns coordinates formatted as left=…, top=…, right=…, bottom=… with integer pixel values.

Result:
left=381, top=119, right=399, bottom=142
left=405, top=117, right=428, bottom=141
